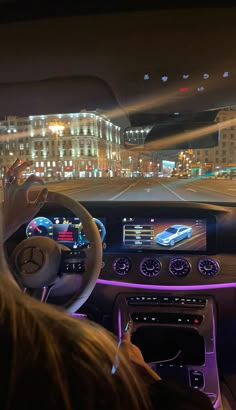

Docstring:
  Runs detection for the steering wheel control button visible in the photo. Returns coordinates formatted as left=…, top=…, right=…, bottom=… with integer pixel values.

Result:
left=113, top=257, right=131, bottom=275
left=198, top=258, right=220, bottom=277
left=190, top=371, right=204, bottom=389
left=140, top=258, right=162, bottom=277
left=63, top=262, right=85, bottom=274
left=169, top=258, right=191, bottom=277
left=61, top=250, right=86, bottom=274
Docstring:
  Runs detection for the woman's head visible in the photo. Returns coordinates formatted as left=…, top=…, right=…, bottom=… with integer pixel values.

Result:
left=0, top=206, right=150, bottom=410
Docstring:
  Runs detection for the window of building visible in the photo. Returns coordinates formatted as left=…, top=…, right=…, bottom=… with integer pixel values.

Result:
left=215, top=158, right=219, bottom=163
left=223, top=158, right=226, bottom=162
left=223, top=150, right=227, bottom=155
left=205, top=157, right=208, bottom=162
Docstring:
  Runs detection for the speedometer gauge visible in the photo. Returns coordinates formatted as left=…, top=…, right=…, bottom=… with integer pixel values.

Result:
left=79, top=218, right=106, bottom=246
left=26, top=217, right=53, bottom=238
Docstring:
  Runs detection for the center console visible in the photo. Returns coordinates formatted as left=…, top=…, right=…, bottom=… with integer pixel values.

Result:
left=114, top=294, right=221, bottom=409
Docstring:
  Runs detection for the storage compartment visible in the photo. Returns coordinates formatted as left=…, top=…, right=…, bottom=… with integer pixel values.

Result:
left=131, top=326, right=205, bottom=365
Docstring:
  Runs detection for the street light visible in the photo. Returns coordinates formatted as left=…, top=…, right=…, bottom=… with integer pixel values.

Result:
left=48, top=122, right=65, bottom=179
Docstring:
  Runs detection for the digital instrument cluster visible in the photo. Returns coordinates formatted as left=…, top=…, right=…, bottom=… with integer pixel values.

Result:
left=26, top=216, right=106, bottom=249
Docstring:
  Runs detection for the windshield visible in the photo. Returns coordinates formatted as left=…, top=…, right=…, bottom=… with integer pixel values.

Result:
left=0, top=7, right=236, bottom=203
left=165, top=228, right=178, bottom=234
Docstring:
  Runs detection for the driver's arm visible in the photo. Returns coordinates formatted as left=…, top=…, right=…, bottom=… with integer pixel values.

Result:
left=2, top=159, right=48, bottom=242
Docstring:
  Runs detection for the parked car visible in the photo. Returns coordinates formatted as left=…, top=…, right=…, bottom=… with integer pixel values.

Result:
left=155, top=224, right=193, bottom=246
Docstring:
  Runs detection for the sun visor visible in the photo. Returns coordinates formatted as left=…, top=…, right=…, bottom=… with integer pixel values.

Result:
left=0, top=76, right=129, bottom=125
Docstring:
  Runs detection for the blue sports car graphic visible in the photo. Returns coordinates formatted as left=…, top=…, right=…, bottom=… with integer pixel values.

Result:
left=155, top=225, right=193, bottom=247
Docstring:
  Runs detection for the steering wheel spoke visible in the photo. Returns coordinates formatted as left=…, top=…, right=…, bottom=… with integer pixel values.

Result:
left=24, top=286, right=52, bottom=303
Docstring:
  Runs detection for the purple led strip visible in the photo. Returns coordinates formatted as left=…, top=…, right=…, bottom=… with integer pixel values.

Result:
left=96, top=278, right=236, bottom=291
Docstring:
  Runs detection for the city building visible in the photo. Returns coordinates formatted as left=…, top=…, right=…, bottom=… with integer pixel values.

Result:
left=0, top=111, right=121, bottom=178
left=192, top=108, right=236, bottom=175
left=124, top=126, right=178, bottom=176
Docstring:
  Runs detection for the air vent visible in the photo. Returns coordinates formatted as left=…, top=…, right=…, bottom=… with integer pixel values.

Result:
left=198, top=258, right=220, bottom=277
left=113, top=257, right=131, bottom=275
left=169, top=258, right=191, bottom=277
left=140, top=258, right=161, bottom=277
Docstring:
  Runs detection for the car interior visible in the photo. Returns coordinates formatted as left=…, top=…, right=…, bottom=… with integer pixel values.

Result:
left=1, top=2, right=236, bottom=409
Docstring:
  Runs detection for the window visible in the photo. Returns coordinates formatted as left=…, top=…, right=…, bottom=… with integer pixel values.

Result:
left=222, top=142, right=226, bottom=147
left=223, top=158, right=226, bottom=162
left=222, top=150, right=227, bottom=155
left=215, top=158, right=219, bottom=163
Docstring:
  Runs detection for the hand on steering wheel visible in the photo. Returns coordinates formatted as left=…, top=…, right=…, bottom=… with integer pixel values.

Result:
left=2, top=159, right=48, bottom=241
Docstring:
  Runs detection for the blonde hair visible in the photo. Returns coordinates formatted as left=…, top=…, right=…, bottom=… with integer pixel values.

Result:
left=0, top=205, right=150, bottom=410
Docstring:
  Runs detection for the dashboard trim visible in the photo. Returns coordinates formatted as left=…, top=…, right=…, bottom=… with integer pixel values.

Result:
left=96, top=279, right=236, bottom=290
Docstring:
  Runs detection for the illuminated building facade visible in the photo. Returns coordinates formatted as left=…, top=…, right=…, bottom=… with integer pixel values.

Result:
left=0, top=111, right=121, bottom=178
left=192, top=108, right=236, bottom=175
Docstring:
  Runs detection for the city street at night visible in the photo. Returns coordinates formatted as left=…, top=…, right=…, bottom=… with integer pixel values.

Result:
left=38, top=177, right=236, bottom=203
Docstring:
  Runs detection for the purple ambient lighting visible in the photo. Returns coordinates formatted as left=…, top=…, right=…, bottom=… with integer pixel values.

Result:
left=96, top=279, right=236, bottom=291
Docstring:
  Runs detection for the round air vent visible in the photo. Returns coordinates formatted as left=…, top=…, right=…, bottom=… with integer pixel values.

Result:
left=113, top=257, right=131, bottom=275
left=140, top=258, right=162, bottom=277
left=198, top=258, right=220, bottom=277
left=169, top=258, right=191, bottom=277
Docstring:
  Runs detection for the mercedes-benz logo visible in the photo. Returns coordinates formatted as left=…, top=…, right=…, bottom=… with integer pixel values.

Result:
left=17, top=247, right=45, bottom=274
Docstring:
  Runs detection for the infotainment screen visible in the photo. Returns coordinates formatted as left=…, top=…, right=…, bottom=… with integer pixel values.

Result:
left=122, top=218, right=207, bottom=251
left=26, top=216, right=106, bottom=249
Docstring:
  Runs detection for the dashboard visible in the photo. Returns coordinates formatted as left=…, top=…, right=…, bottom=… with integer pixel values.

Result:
left=6, top=201, right=236, bottom=287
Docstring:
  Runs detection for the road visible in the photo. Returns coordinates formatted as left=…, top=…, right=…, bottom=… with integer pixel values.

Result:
left=36, top=177, right=236, bottom=202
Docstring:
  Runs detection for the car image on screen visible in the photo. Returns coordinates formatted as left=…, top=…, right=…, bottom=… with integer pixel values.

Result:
left=155, top=225, right=193, bottom=247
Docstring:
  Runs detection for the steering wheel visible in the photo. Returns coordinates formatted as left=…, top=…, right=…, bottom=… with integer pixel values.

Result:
left=10, top=191, right=103, bottom=314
